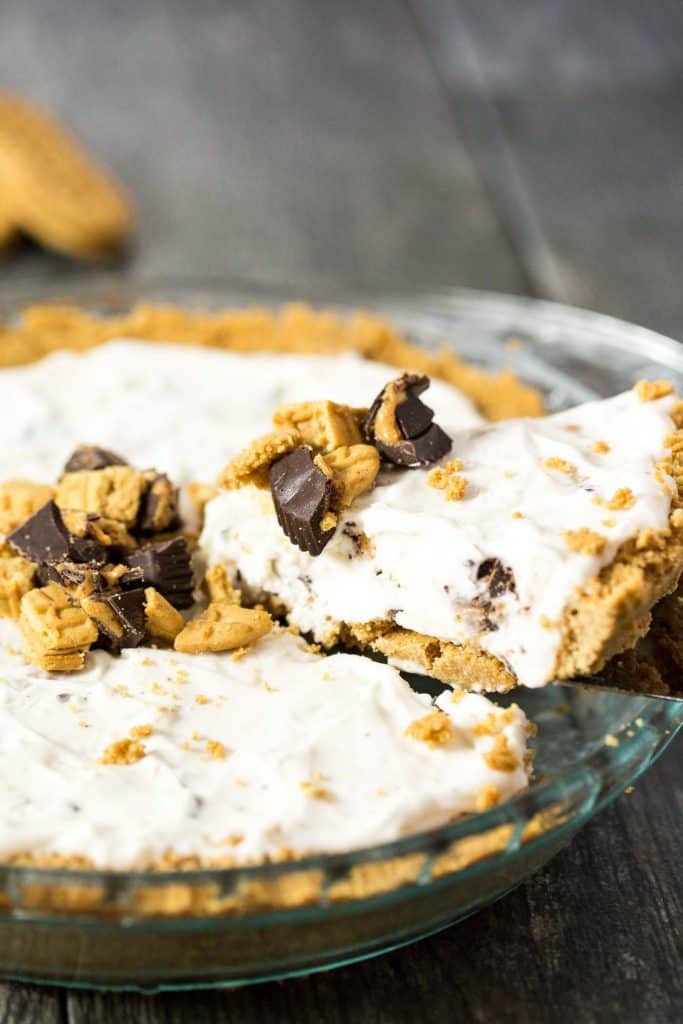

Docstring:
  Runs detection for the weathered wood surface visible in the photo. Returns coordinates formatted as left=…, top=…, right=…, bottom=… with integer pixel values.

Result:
left=0, top=1, right=681, bottom=1021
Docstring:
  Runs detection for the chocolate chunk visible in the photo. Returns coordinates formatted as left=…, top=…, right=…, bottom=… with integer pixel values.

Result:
left=395, top=392, right=434, bottom=439
left=476, top=558, right=516, bottom=598
left=63, top=445, right=128, bottom=474
left=7, top=501, right=106, bottom=566
left=138, top=473, right=179, bottom=533
left=269, top=446, right=336, bottom=556
left=37, top=561, right=144, bottom=593
left=363, top=375, right=451, bottom=468
left=124, top=537, right=194, bottom=608
left=89, top=588, right=147, bottom=653
left=376, top=424, right=452, bottom=468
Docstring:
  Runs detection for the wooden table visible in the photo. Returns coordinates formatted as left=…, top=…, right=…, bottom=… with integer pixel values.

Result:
left=1, top=2, right=681, bottom=1020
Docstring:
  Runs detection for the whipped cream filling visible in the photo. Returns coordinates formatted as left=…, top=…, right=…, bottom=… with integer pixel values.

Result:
left=0, top=339, right=481, bottom=484
left=0, top=621, right=529, bottom=868
left=203, top=390, right=678, bottom=688
left=0, top=339, right=530, bottom=866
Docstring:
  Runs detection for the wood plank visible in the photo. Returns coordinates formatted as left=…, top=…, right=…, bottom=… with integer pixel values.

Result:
left=413, top=0, right=683, bottom=338
left=0, top=984, right=64, bottom=1024
left=0, top=0, right=526, bottom=295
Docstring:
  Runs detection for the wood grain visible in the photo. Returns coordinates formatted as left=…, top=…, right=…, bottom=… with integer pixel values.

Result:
left=414, top=0, right=683, bottom=338
left=0, top=0, right=525, bottom=295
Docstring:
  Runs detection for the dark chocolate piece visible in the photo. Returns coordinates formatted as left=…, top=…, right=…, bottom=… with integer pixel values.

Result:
left=476, top=558, right=516, bottom=598
left=269, top=446, right=336, bottom=556
left=89, top=588, right=147, bottom=653
left=363, top=374, right=451, bottom=468
left=138, top=473, right=179, bottom=533
left=63, top=445, right=128, bottom=474
left=124, top=537, right=194, bottom=608
left=37, top=561, right=144, bottom=592
left=376, top=424, right=452, bottom=468
left=394, top=392, right=434, bottom=439
left=7, top=501, right=106, bottom=566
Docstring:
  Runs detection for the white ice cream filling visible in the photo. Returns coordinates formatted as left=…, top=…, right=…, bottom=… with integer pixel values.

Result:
left=202, top=390, right=678, bottom=688
left=0, top=339, right=531, bottom=867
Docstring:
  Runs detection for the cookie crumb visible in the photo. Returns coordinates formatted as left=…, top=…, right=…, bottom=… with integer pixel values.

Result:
left=299, top=774, right=331, bottom=800
left=204, top=563, right=241, bottom=605
left=475, top=785, right=500, bottom=811
left=564, top=528, right=607, bottom=556
left=602, top=487, right=635, bottom=511
left=405, top=709, right=456, bottom=748
left=195, top=694, right=209, bottom=705
left=99, top=738, right=146, bottom=765
left=427, top=460, right=468, bottom=502
left=592, top=440, right=610, bottom=454
left=635, top=379, right=673, bottom=402
left=483, top=734, right=519, bottom=772
left=129, top=723, right=153, bottom=739
left=174, top=603, right=272, bottom=654
left=543, top=456, right=577, bottom=478
left=205, top=739, right=227, bottom=760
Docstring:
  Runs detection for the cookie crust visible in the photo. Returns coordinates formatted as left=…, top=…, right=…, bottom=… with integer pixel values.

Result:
left=0, top=302, right=544, bottom=420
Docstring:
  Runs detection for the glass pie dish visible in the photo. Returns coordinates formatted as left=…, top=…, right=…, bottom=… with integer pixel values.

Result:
left=0, top=282, right=681, bottom=992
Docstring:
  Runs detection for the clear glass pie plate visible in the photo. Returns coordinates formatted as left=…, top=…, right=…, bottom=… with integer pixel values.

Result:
left=0, top=282, right=682, bottom=992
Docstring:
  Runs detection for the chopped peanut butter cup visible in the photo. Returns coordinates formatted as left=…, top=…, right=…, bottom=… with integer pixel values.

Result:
left=269, top=446, right=336, bottom=556
left=362, top=374, right=452, bottom=467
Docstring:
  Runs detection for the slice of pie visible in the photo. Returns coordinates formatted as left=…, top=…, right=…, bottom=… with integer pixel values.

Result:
left=204, top=375, right=683, bottom=691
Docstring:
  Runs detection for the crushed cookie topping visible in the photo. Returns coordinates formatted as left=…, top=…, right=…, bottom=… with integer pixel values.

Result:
left=0, top=479, right=55, bottom=535
left=99, top=737, right=146, bottom=766
left=404, top=709, right=456, bottom=748
left=635, top=379, right=674, bottom=402
left=1, top=446, right=194, bottom=672
left=362, top=374, right=452, bottom=467
left=483, top=734, right=520, bottom=773
left=427, top=459, right=468, bottom=502
left=217, top=375, right=451, bottom=556
left=20, top=584, right=99, bottom=672
left=273, top=400, right=363, bottom=451
left=314, top=444, right=380, bottom=512
left=475, top=784, right=500, bottom=811
left=543, top=456, right=578, bottom=478
left=592, top=440, right=610, bottom=454
left=217, top=429, right=302, bottom=491
left=56, top=466, right=148, bottom=528
left=204, top=563, right=241, bottom=605
left=174, top=603, right=272, bottom=655
left=593, top=487, right=635, bottom=511
left=143, top=587, right=185, bottom=645
left=300, top=774, right=331, bottom=800
left=205, top=739, right=227, bottom=760
left=563, top=528, right=608, bottom=556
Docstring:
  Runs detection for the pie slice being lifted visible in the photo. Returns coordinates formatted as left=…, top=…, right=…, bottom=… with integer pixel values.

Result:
left=203, top=375, right=683, bottom=692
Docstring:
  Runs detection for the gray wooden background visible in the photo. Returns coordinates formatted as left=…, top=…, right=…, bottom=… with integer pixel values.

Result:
left=1, top=1, right=682, bottom=1021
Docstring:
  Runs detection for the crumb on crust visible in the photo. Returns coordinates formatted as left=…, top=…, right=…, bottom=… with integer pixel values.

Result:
left=635, top=379, right=673, bottom=402
left=0, top=303, right=544, bottom=422
left=564, top=528, right=608, bottom=556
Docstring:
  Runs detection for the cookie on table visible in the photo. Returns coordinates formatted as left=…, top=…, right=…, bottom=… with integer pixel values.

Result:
left=0, top=91, right=133, bottom=260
